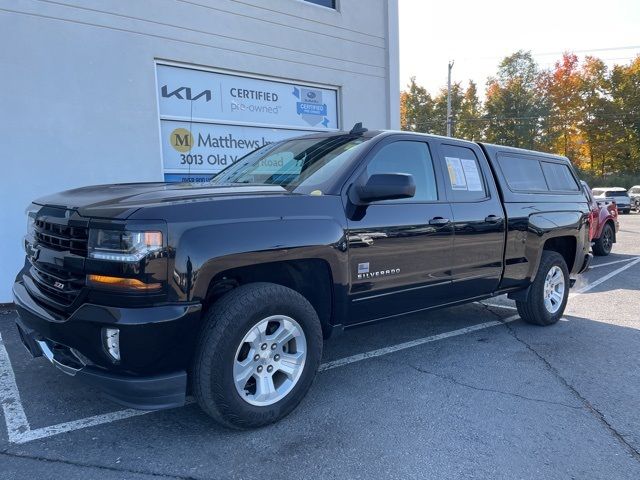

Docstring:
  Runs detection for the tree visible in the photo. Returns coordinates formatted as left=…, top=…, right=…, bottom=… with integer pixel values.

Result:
left=483, top=51, right=542, bottom=149
left=579, top=56, right=619, bottom=176
left=431, top=82, right=464, bottom=136
left=610, top=56, right=640, bottom=175
left=457, top=80, right=484, bottom=141
left=400, top=77, right=435, bottom=132
left=540, top=53, right=584, bottom=160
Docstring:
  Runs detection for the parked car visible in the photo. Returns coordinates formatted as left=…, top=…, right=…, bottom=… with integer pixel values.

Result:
left=591, top=187, right=631, bottom=214
left=13, top=125, right=592, bottom=428
left=629, top=185, right=640, bottom=211
left=581, top=181, right=618, bottom=256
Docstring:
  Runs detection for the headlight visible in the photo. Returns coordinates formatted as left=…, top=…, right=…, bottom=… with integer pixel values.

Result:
left=88, top=229, right=163, bottom=262
left=25, top=203, right=39, bottom=236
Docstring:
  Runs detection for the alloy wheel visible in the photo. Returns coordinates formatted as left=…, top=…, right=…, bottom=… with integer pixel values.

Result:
left=543, top=265, right=565, bottom=314
left=233, top=315, right=307, bottom=406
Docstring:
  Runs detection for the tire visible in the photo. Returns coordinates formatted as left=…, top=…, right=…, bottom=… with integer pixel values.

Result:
left=593, top=223, right=614, bottom=256
left=516, top=251, right=569, bottom=326
left=193, top=282, right=322, bottom=429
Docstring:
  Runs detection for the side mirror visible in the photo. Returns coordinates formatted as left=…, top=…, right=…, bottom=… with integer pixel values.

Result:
left=349, top=173, right=416, bottom=205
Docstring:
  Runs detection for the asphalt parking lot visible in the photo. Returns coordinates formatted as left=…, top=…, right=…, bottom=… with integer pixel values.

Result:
left=1, top=215, right=640, bottom=479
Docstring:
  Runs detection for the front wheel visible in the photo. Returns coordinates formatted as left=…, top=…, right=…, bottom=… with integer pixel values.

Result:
left=593, top=223, right=613, bottom=256
left=193, top=283, right=323, bottom=429
left=516, top=251, right=569, bottom=326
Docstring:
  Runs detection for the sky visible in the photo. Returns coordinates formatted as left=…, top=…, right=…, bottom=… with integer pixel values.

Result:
left=398, top=0, right=640, bottom=96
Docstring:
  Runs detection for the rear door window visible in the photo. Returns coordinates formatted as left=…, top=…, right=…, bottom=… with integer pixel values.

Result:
left=441, top=144, right=488, bottom=201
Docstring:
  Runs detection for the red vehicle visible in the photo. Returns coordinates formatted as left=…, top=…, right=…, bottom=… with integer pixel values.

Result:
left=582, top=181, right=619, bottom=256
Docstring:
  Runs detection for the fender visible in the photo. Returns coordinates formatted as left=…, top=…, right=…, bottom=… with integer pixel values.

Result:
left=164, top=194, right=350, bottom=322
left=500, top=205, right=590, bottom=291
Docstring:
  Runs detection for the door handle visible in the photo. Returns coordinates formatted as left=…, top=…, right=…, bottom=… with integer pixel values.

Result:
left=484, top=214, right=503, bottom=223
left=429, top=217, right=450, bottom=225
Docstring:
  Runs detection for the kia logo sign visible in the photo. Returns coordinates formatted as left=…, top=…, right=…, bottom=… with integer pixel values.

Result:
left=161, top=85, right=212, bottom=102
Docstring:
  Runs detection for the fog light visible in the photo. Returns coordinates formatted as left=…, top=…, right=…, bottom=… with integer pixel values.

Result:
left=103, top=328, right=120, bottom=362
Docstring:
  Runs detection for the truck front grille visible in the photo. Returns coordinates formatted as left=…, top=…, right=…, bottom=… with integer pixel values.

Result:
left=29, top=262, right=85, bottom=307
left=34, top=219, right=88, bottom=256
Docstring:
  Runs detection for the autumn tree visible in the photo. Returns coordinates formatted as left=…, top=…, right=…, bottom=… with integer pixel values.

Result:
left=538, top=53, right=584, bottom=160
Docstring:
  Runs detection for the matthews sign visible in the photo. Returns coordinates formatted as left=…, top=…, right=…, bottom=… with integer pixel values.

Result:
left=156, top=63, right=339, bottom=182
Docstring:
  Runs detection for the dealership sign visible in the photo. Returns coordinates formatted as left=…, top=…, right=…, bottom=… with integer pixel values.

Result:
left=156, top=64, right=339, bottom=181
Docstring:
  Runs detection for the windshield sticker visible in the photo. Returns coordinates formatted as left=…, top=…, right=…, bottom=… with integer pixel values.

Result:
left=445, top=157, right=467, bottom=190
left=461, top=159, right=483, bottom=191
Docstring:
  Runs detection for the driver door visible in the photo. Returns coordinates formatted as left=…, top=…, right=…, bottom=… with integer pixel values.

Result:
left=346, top=138, right=454, bottom=324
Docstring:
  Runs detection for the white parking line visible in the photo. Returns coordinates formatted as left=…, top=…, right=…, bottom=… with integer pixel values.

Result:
left=1, top=255, right=639, bottom=444
left=15, top=407, right=153, bottom=444
left=571, top=257, right=640, bottom=295
left=0, top=336, right=31, bottom=442
left=589, top=257, right=639, bottom=269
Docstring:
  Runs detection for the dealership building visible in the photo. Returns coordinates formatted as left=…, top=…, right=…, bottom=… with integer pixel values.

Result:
left=0, top=0, right=400, bottom=302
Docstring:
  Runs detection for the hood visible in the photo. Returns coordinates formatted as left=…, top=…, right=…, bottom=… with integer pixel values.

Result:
left=34, top=182, right=290, bottom=219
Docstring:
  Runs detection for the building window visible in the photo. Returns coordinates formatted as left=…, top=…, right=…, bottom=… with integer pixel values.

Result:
left=304, top=0, right=336, bottom=9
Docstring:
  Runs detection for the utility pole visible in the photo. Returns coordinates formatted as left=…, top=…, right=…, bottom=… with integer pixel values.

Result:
left=446, top=60, right=454, bottom=137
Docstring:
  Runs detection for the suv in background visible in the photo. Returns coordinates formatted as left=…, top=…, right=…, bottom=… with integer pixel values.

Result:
left=591, top=187, right=631, bottom=214
left=629, top=185, right=640, bottom=211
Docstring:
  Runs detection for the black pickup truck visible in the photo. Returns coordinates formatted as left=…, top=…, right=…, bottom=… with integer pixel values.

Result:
left=13, top=125, right=591, bottom=428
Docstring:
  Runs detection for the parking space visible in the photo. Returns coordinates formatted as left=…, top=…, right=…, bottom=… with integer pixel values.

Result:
left=2, top=215, right=640, bottom=479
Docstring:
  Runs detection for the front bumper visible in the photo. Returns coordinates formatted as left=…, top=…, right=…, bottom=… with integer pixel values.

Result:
left=13, top=281, right=201, bottom=410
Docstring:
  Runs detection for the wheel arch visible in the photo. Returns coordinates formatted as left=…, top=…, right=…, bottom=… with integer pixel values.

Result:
left=202, top=259, right=336, bottom=338
left=542, top=236, right=577, bottom=272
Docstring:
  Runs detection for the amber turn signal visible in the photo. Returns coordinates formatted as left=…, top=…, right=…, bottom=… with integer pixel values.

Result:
left=87, top=275, right=161, bottom=291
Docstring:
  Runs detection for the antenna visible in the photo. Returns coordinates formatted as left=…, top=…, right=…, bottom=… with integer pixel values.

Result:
left=349, top=122, right=368, bottom=135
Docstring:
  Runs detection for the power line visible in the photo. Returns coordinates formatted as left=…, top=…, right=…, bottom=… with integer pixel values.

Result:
left=459, top=46, right=640, bottom=63
left=533, top=45, right=640, bottom=56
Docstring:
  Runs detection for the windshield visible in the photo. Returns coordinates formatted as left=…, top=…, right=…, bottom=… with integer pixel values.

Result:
left=210, top=136, right=370, bottom=193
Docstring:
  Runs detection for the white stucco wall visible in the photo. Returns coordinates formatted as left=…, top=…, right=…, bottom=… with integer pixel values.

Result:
left=0, top=0, right=399, bottom=302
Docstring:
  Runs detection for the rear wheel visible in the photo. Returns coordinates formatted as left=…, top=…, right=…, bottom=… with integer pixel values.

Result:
left=516, top=251, right=569, bottom=326
left=193, top=283, right=323, bottom=429
left=593, top=223, right=614, bottom=256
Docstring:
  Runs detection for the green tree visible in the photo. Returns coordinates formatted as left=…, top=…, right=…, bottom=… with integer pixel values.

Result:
left=610, top=56, right=640, bottom=175
left=457, top=80, right=484, bottom=140
left=400, top=77, right=435, bottom=132
left=431, top=82, right=464, bottom=136
left=579, top=56, right=619, bottom=176
left=484, top=51, right=542, bottom=149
